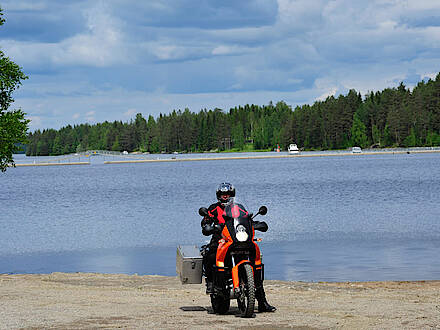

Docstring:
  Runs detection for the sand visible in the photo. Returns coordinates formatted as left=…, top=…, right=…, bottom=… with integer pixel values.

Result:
left=1, top=273, right=439, bottom=329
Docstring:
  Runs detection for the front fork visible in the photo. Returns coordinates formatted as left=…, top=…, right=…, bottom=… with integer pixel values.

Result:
left=213, top=257, right=264, bottom=299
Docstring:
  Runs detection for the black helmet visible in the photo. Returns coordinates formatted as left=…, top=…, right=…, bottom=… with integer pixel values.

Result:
left=216, top=182, right=235, bottom=204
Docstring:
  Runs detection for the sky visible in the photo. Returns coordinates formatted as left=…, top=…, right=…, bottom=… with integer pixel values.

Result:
left=1, top=0, right=440, bottom=131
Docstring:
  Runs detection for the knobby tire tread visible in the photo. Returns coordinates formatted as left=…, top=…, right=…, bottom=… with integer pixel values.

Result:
left=241, top=263, right=255, bottom=318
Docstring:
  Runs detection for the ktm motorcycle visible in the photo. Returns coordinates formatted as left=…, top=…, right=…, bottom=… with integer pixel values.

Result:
left=199, top=202, right=269, bottom=318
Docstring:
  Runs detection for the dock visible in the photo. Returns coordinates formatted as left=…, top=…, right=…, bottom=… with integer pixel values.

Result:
left=14, top=162, right=90, bottom=167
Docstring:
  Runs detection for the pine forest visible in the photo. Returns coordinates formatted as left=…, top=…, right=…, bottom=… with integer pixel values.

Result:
left=26, top=74, right=440, bottom=156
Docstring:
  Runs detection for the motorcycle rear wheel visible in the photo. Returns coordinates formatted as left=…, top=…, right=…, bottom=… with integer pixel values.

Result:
left=237, top=263, right=255, bottom=318
left=210, top=293, right=230, bottom=315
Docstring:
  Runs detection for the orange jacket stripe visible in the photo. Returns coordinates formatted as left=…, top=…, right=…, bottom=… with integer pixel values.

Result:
left=208, top=206, right=226, bottom=224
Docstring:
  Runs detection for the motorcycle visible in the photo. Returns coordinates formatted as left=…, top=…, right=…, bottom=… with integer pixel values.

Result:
left=199, top=202, right=269, bottom=318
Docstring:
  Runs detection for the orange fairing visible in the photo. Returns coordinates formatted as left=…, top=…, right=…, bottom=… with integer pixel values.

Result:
left=216, top=240, right=232, bottom=267
left=216, top=226, right=232, bottom=267
left=221, top=223, right=232, bottom=241
left=216, top=218, right=262, bottom=267
left=251, top=225, right=262, bottom=265
left=231, top=260, right=253, bottom=288
left=253, top=241, right=261, bottom=265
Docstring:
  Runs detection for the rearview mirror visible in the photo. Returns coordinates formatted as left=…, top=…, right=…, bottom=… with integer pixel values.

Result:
left=199, top=207, right=209, bottom=217
left=258, top=206, right=267, bottom=216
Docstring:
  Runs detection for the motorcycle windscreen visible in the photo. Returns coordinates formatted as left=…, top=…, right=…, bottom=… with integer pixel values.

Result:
left=223, top=202, right=252, bottom=244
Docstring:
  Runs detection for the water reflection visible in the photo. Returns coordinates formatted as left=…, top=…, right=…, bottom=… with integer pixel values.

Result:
left=0, top=247, right=175, bottom=275
left=261, top=239, right=440, bottom=282
left=2, top=240, right=440, bottom=282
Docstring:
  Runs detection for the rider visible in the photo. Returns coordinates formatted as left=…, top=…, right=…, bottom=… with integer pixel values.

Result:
left=201, top=182, right=276, bottom=313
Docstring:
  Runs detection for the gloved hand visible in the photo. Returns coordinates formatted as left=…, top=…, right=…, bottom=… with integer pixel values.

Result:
left=202, top=223, right=223, bottom=236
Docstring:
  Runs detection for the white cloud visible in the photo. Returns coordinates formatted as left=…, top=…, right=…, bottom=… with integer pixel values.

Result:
left=1, top=1, right=47, bottom=11
left=211, top=45, right=256, bottom=56
left=421, top=72, right=438, bottom=80
left=212, top=45, right=233, bottom=56
left=123, top=109, right=137, bottom=117
left=27, top=116, right=43, bottom=129
left=1, top=1, right=128, bottom=68
left=277, top=0, right=326, bottom=30
left=3, top=0, right=440, bottom=131
left=422, top=27, right=440, bottom=47
left=0, top=40, right=57, bottom=67
left=406, top=0, right=440, bottom=11
left=314, top=77, right=339, bottom=101
left=15, top=87, right=319, bottom=131
left=53, top=3, right=128, bottom=67
left=85, top=110, right=95, bottom=122
left=147, top=43, right=180, bottom=61
left=316, top=88, right=337, bottom=102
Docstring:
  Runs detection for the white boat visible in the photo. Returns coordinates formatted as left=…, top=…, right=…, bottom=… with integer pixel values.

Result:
left=288, top=144, right=300, bottom=154
left=351, top=147, right=362, bottom=154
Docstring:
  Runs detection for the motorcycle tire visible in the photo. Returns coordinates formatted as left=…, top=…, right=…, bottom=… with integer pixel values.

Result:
left=210, top=293, right=230, bottom=315
left=237, top=263, right=255, bottom=318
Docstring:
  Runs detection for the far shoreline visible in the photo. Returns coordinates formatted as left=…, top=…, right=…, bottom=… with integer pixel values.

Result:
left=103, top=148, right=440, bottom=164
left=12, top=146, right=440, bottom=167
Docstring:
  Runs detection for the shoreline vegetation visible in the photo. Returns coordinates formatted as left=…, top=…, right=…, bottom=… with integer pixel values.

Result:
left=25, top=74, right=440, bottom=158
left=13, top=147, right=440, bottom=167
left=1, top=272, right=439, bottom=328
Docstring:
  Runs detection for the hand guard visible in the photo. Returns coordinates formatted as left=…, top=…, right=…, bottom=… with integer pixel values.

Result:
left=202, top=222, right=223, bottom=236
left=253, top=221, right=268, bottom=232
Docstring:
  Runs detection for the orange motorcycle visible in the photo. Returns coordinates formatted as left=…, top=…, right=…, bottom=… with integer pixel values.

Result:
left=199, top=202, right=268, bottom=317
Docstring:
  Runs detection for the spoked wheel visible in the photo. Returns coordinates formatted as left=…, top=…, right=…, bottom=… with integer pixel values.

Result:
left=210, top=293, right=230, bottom=315
left=237, top=264, right=255, bottom=318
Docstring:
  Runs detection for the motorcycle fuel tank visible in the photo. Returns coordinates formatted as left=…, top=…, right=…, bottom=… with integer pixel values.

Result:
left=176, top=245, right=203, bottom=284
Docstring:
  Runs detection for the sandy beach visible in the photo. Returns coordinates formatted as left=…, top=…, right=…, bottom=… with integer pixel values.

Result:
left=1, top=272, right=439, bottom=329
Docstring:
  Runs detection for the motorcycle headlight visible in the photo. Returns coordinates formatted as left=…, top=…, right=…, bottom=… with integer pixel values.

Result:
left=235, top=225, right=248, bottom=242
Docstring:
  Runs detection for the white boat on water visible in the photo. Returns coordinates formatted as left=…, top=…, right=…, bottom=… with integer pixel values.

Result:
left=288, top=144, right=300, bottom=154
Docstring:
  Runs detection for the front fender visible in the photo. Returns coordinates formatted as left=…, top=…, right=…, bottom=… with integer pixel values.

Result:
left=231, top=260, right=253, bottom=289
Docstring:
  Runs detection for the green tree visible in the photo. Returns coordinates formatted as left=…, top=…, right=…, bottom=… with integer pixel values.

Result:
left=0, top=8, right=29, bottom=171
left=403, top=127, right=417, bottom=147
left=52, top=134, right=64, bottom=155
left=371, top=124, right=381, bottom=146
left=111, top=138, right=121, bottom=151
left=231, top=122, right=245, bottom=149
left=350, top=113, right=369, bottom=148
left=134, top=113, right=147, bottom=150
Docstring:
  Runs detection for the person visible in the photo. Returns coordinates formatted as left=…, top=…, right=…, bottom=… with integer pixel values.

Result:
left=201, top=182, right=276, bottom=312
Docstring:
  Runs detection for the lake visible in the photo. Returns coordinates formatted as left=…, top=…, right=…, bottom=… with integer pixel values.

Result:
left=1, top=152, right=440, bottom=281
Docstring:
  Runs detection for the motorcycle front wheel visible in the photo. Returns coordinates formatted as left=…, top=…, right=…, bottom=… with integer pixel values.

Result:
left=237, top=263, right=255, bottom=318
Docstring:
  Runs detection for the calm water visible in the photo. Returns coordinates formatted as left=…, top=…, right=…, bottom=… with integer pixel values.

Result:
left=1, top=152, right=440, bottom=281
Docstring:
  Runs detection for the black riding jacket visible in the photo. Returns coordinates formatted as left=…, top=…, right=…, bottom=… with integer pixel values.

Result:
left=201, top=202, right=225, bottom=248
